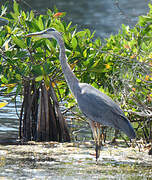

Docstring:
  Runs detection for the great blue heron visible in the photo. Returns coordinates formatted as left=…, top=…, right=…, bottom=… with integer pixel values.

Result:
left=26, top=28, right=136, bottom=161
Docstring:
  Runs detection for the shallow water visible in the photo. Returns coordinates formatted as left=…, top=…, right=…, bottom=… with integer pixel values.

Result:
left=0, top=141, right=151, bottom=179
left=24, top=0, right=150, bottom=38
left=0, top=96, right=19, bottom=142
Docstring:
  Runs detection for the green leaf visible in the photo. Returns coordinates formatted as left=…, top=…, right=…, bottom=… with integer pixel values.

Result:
left=35, top=75, right=43, bottom=82
left=31, top=65, right=43, bottom=76
left=13, top=0, right=20, bottom=17
left=66, top=21, right=72, bottom=30
left=37, top=15, right=44, bottom=30
left=12, top=36, right=27, bottom=49
left=92, top=82, right=98, bottom=88
left=16, top=74, right=21, bottom=80
left=43, top=62, right=52, bottom=74
left=0, top=17, right=9, bottom=23
left=136, top=78, right=141, bottom=83
left=16, top=84, right=22, bottom=96
left=95, top=38, right=101, bottom=47
left=71, top=37, right=77, bottom=49
left=76, top=31, right=86, bottom=37
left=1, top=5, right=7, bottom=16
left=47, top=9, right=52, bottom=17
left=0, top=75, right=8, bottom=84
left=21, top=11, right=26, bottom=20
left=29, top=10, right=34, bottom=20
left=85, top=29, right=91, bottom=37
left=5, top=25, right=11, bottom=33
left=44, top=75, right=50, bottom=88
left=32, top=39, right=44, bottom=49
left=83, top=49, right=87, bottom=58
left=26, top=21, right=41, bottom=31
left=52, top=20, right=65, bottom=32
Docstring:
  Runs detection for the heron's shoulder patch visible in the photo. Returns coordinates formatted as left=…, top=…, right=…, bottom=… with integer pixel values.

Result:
left=79, top=83, right=91, bottom=94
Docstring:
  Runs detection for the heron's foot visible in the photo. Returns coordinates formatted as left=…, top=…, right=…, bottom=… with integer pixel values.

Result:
left=95, top=142, right=101, bottom=162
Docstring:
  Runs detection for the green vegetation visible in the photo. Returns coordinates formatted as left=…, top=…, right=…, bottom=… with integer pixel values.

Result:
left=0, top=1, right=151, bottom=141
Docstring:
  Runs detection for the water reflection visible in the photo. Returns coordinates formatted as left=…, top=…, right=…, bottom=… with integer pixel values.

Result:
left=0, top=141, right=151, bottom=179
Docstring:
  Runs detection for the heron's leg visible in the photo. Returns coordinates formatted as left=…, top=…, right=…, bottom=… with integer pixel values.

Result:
left=89, top=121, right=98, bottom=141
left=111, top=129, right=119, bottom=144
left=96, top=123, right=102, bottom=161
left=89, top=121, right=101, bottom=161
left=101, top=126, right=105, bottom=144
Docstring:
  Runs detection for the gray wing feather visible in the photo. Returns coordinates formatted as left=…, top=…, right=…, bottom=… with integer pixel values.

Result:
left=77, top=83, right=136, bottom=139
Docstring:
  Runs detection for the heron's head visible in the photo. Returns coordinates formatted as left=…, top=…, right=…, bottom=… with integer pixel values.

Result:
left=26, top=28, right=60, bottom=39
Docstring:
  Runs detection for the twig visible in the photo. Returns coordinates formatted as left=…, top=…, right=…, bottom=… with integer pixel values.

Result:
left=127, top=110, right=152, bottom=118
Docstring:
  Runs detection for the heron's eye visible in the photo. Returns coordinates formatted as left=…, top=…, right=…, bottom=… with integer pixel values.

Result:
left=48, top=28, right=56, bottom=32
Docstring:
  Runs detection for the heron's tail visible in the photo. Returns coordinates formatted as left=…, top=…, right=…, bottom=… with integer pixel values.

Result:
left=118, top=116, right=136, bottom=139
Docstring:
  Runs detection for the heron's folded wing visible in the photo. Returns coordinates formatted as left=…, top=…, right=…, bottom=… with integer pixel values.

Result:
left=77, top=83, right=136, bottom=139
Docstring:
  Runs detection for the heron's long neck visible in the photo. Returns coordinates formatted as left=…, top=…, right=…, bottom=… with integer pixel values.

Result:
left=54, top=34, right=79, bottom=97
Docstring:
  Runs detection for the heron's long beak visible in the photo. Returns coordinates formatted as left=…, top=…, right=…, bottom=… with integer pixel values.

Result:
left=26, top=31, right=45, bottom=37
